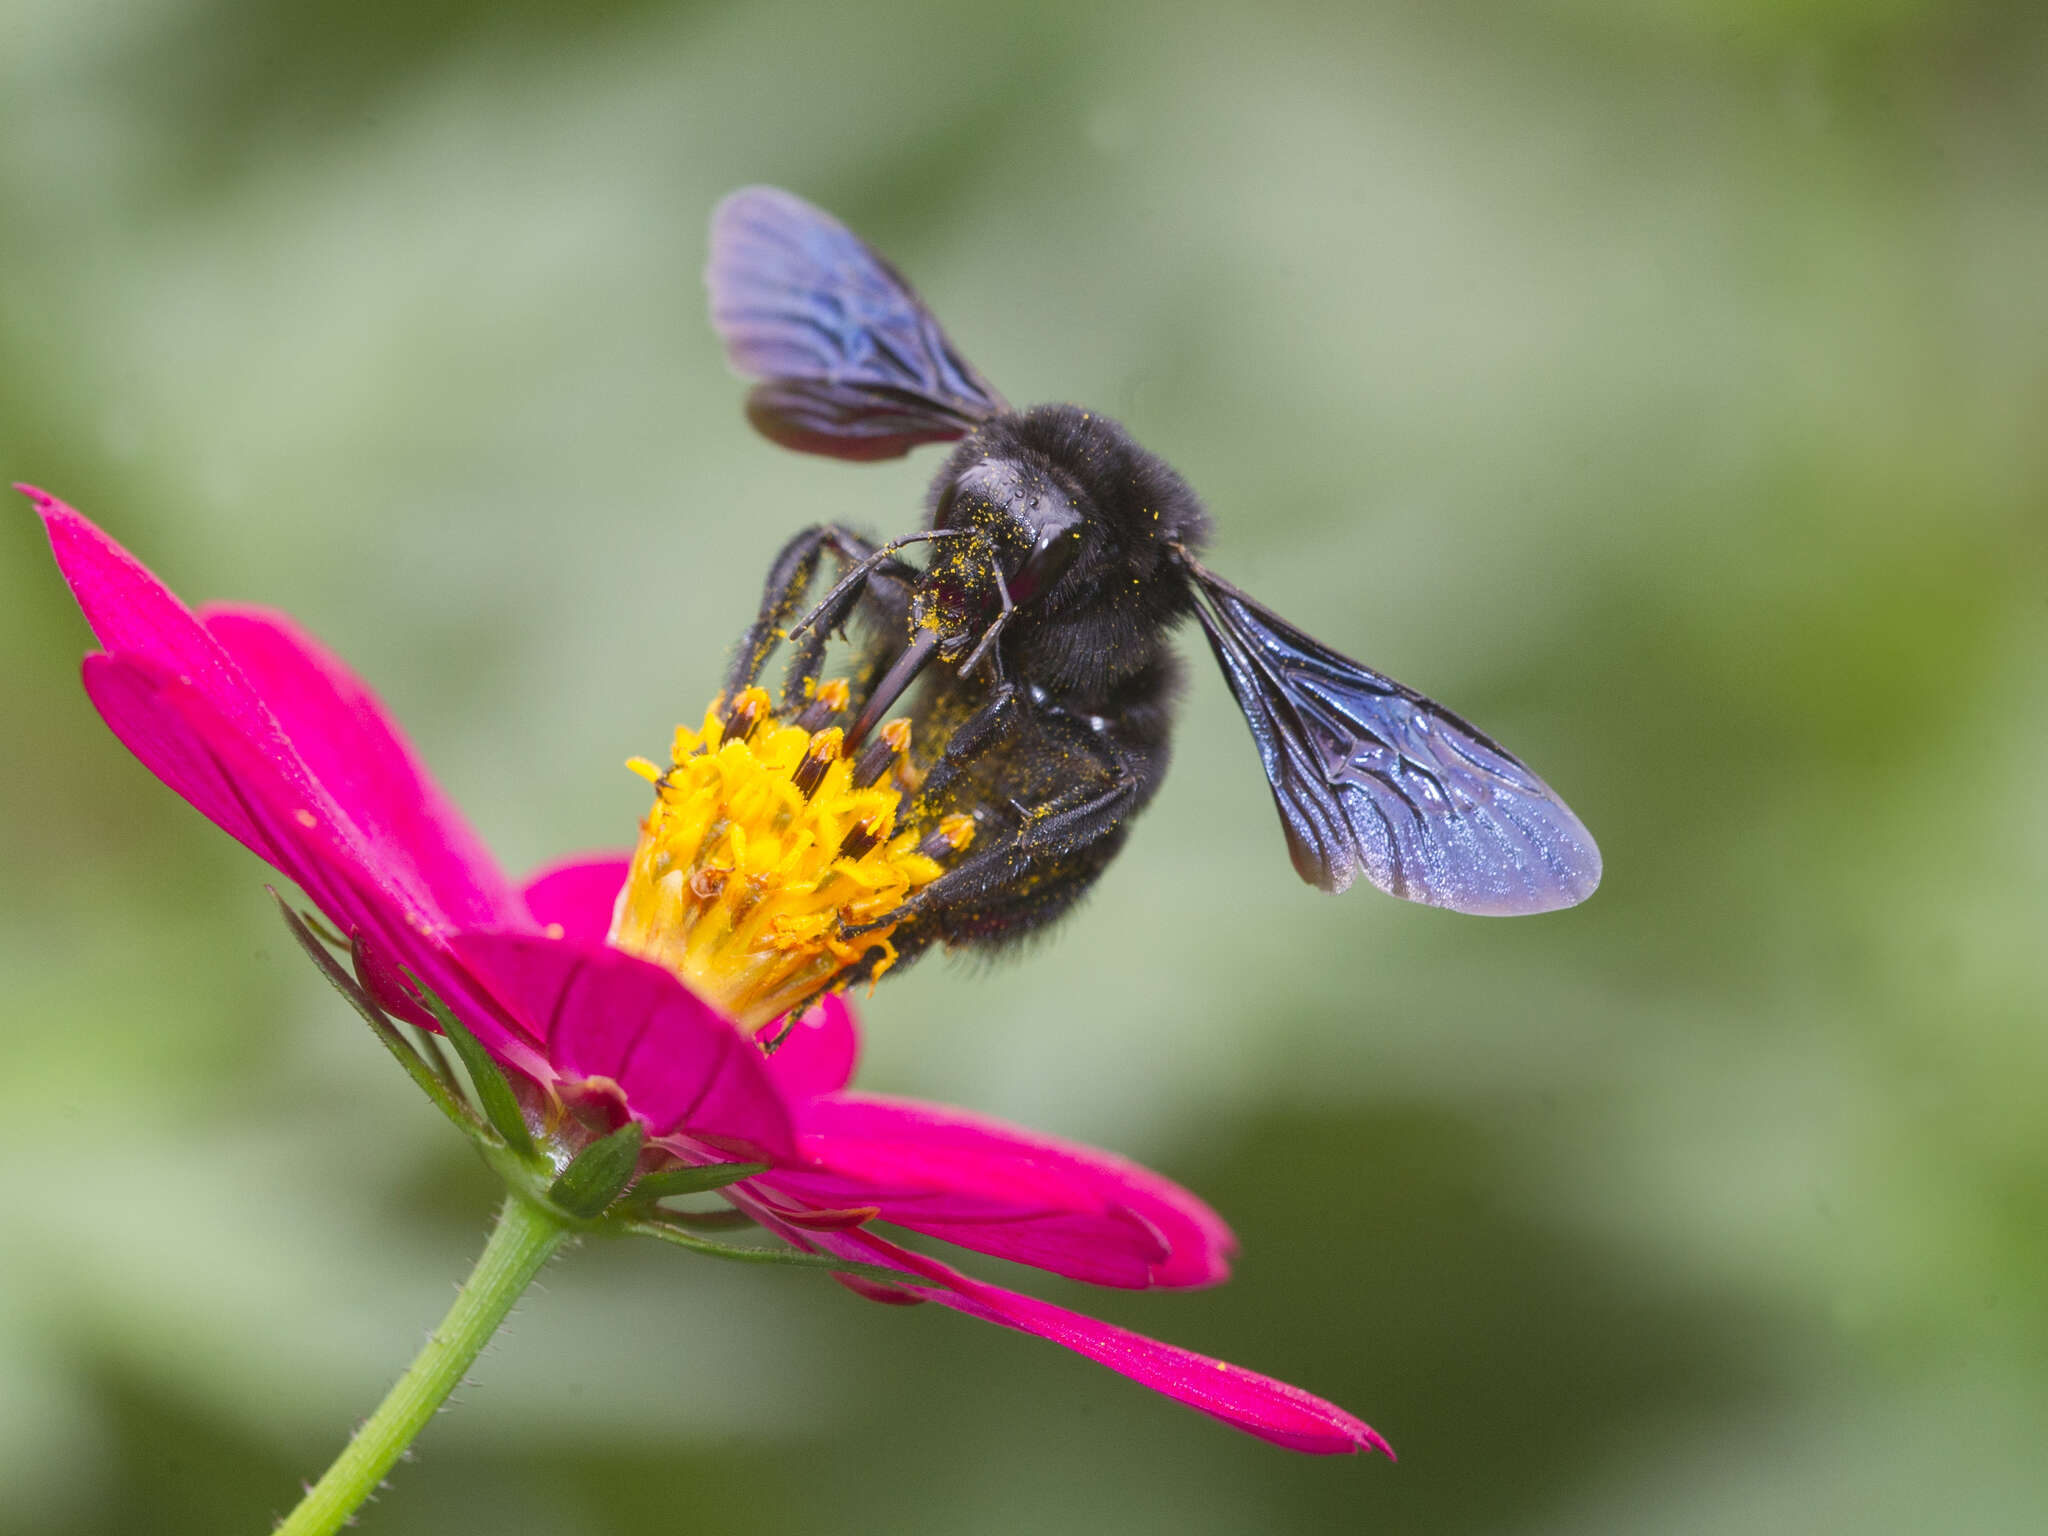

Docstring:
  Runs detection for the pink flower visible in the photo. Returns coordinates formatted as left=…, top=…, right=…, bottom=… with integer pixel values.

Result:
left=26, top=485, right=1389, bottom=1458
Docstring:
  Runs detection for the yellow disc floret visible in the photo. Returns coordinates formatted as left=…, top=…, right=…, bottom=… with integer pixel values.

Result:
left=608, top=685, right=971, bottom=1030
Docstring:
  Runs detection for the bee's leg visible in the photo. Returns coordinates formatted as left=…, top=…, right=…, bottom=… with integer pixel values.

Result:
left=780, top=539, right=920, bottom=711
left=788, top=530, right=960, bottom=647
left=860, top=769, right=1142, bottom=941
left=727, top=525, right=913, bottom=708
left=727, top=525, right=839, bottom=698
left=861, top=716, right=1146, bottom=937
left=913, top=684, right=1019, bottom=806
left=1004, top=769, right=1145, bottom=854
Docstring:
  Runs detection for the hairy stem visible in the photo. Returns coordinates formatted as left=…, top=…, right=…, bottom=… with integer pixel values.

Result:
left=272, top=1195, right=569, bottom=1536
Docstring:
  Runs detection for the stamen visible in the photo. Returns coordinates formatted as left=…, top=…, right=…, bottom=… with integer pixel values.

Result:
left=853, top=717, right=913, bottom=790
left=721, top=686, right=770, bottom=743
left=608, top=688, right=952, bottom=1029
left=791, top=727, right=842, bottom=799
left=917, top=813, right=977, bottom=861
left=838, top=818, right=882, bottom=862
left=793, top=677, right=852, bottom=733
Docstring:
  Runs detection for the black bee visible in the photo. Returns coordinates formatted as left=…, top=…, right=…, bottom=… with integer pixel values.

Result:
left=705, top=187, right=1599, bottom=970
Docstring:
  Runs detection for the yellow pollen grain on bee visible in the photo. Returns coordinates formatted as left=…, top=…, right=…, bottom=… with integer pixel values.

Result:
left=606, top=681, right=965, bottom=1028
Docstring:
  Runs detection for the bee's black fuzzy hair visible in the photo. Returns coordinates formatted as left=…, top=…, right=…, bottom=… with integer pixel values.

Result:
left=927, top=404, right=1209, bottom=701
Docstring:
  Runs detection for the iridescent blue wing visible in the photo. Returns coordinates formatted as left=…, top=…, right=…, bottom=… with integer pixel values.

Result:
left=1186, top=562, right=1601, bottom=915
left=706, top=187, right=1008, bottom=461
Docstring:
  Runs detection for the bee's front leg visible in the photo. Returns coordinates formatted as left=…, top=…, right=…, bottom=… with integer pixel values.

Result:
left=726, top=524, right=914, bottom=710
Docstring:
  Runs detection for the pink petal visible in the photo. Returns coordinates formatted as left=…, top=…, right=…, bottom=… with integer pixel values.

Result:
left=453, top=933, right=797, bottom=1160
left=203, top=605, right=528, bottom=933
left=35, top=493, right=516, bottom=938
left=509, top=858, right=863, bottom=1100
left=81, top=652, right=271, bottom=861
left=732, top=1203, right=1388, bottom=1458
left=763, top=1094, right=1233, bottom=1289
left=520, top=855, right=631, bottom=943
left=920, top=1254, right=1391, bottom=1456
left=759, top=993, right=861, bottom=1100
left=28, top=489, right=311, bottom=800
left=31, top=493, right=558, bottom=1076
left=156, top=674, right=553, bottom=1079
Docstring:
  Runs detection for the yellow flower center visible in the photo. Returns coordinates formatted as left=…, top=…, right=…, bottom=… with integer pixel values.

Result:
left=607, top=682, right=973, bottom=1029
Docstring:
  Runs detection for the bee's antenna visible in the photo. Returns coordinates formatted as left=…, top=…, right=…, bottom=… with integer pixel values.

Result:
left=788, top=529, right=967, bottom=643
left=956, top=560, right=1015, bottom=683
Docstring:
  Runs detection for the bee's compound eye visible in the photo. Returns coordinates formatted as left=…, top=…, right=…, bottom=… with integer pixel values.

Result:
left=938, top=460, right=1084, bottom=604
left=1009, top=513, right=1083, bottom=605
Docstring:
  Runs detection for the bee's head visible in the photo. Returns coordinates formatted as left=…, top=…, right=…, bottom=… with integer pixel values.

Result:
left=929, top=405, right=1209, bottom=621
left=852, top=408, right=1210, bottom=741
left=919, top=456, right=1086, bottom=639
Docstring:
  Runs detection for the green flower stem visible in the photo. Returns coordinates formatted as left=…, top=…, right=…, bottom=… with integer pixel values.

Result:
left=274, top=1195, right=570, bottom=1536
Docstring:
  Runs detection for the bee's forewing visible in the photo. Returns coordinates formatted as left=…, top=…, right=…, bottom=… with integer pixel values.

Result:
left=707, top=187, right=1006, bottom=460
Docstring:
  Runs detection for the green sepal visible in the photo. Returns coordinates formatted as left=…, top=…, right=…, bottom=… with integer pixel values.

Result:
left=407, top=1015, right=462, bottom=1096
left=403, top=967, right=537, bottom=1161
left=270, top=892, right=476, bottom=1133
left=646, top=1207, right=757, bottom=1232
left=627, top=1162, right=767, bottom=1203
left=296, top=908, right=350, bottom=951
left=347, top=938, right=466, bottom=1097
left=623, top=1218, right=917, bottom=1287
left=547, top=1121, right=646, bottom=1219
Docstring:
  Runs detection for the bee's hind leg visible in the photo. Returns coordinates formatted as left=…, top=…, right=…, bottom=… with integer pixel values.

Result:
left=913, top=684, right=1020, bottom=805
left=853, top=729, right=1149, bottom=945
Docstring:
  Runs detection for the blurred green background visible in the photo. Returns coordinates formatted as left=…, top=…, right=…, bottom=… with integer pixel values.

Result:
left=4, top=1, right=2046, bottom=1531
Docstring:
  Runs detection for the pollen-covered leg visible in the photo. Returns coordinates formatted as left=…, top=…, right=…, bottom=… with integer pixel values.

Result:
left=914, top=683, right=1018, bottom=805
left=784, top=535, right=925, bottom=710
left=868, top=774, right=1138, bottom=918
left=726, top=524, right=914, bottom=711
left=727, top=525, right=830, bottom=699
left=848, top=738, right=1146, bottom=953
